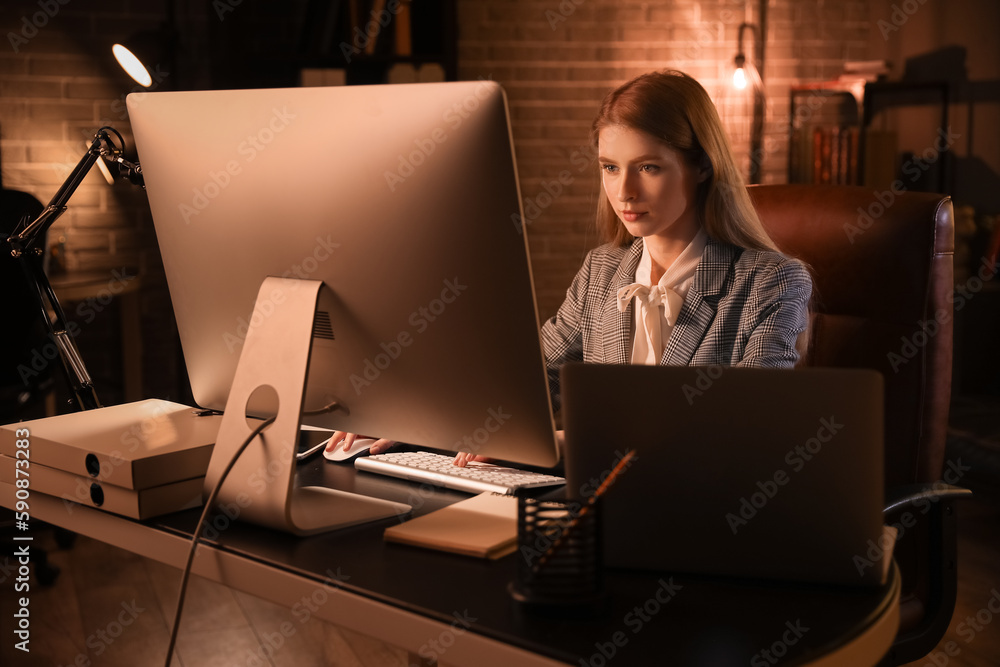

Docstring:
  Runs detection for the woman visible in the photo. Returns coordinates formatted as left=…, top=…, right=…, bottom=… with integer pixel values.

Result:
left=339, top=70, right=812, bottom=460
left=538, top=69, right=812, bottom=414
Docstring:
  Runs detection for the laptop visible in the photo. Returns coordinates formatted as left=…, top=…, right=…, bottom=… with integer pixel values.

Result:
left=560, top=363, right=885, bottom=587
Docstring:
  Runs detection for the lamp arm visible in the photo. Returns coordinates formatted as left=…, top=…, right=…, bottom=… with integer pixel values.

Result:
left=18, top=251, right=101, bottom=412
left=8, top=132, right=107, bottom=256
left=3, top=127, right=138, bottom=412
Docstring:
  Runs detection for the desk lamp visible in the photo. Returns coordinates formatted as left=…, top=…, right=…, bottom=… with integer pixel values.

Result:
left=3, top=128, right=143, bottom=412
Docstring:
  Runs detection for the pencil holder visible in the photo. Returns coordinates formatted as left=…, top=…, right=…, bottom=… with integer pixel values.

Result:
left=508, top=496, right=607, bottom=615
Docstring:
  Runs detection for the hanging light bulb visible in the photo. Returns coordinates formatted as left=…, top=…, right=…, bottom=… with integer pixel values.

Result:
left=718, top=22, right=766, bottom=184
left=733, top=54, right=748, bottom=90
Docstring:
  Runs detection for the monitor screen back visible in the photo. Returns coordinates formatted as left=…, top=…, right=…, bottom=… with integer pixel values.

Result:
left=128, top=82, right=559, bottom=467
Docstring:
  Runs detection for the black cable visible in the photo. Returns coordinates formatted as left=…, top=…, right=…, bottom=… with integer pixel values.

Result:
left=162, top=415, right=274, bottom=667
left=162, top=400, right=341, bottom=665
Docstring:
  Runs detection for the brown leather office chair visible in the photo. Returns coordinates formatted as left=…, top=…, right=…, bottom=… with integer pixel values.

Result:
left=749, top=184, right=971, bottom=665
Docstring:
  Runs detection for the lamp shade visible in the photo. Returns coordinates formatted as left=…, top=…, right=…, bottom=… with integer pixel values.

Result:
left=112, top=43, right=153, bottom=87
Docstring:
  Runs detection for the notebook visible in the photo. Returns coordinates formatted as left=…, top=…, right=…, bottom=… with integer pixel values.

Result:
left=383, top=492, right=518, bottom=559
left=560, top=363, right=886, bottom=587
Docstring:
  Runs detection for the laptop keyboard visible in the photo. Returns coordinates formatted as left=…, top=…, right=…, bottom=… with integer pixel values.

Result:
left=355, top=451, right=565, bottom=495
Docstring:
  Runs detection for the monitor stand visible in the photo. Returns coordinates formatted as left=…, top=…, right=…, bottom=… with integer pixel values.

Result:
left=203, top=276, right=411, bottom=536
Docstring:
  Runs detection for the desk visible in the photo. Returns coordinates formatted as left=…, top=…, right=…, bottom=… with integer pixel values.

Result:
left=5, top=459, right=900, bottom=666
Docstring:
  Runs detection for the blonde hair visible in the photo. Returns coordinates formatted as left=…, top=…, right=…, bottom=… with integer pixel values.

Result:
left=592, top=70, right=777, bottom=252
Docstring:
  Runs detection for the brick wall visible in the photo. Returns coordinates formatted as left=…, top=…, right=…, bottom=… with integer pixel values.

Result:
left=1, top=0, right=877, bottom=406
left=0, top=0, right=208, bottom=407
left=456, top=0, right=872, bottom=319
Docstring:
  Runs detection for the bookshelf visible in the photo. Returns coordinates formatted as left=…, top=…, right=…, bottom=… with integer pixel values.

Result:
left=788, top=79, right=952, bottom=194
left=320, top=0, right=458, bottom=85
left=787, top=80, right=865, bottom=186
left=211, top=1, right=457, bottom=89
left=860, top=81, right=951, bottom=194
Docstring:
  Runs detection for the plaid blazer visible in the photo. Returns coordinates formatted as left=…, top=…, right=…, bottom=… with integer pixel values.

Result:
left=540, top=236, right=812, bottom=410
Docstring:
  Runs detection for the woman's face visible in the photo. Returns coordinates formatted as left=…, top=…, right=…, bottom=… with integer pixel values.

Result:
left=598, top=124, right=703, bottom=243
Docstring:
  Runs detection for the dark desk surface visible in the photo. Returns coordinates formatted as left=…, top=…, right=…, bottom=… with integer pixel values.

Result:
left=8, top=456, right=900, bottom=666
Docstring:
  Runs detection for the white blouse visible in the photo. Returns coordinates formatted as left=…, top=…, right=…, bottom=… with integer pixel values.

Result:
left=616, top=228, right=708, bottom=365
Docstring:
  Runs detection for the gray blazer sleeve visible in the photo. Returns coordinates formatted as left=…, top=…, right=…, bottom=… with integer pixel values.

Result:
left=539, top=251, right=592, bottom=409
left=734, top=258, right=812, bottom=368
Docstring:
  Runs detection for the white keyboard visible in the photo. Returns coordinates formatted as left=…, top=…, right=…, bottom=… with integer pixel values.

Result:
left=355, top=451, right=565, bottom=495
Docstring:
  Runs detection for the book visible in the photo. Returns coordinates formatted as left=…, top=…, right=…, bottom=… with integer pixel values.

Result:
left=384, top=491, right=518, bottom=559
left=394, top=0, right=412, bottom=56
left=364, top=0, right=387, bottom=55
left=0, top=455, right=203, bottom=520
left=0, top=399, right=221, bottom=490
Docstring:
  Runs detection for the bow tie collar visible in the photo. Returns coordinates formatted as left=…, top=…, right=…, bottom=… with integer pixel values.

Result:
left=617, top=283, right=684, bottom=326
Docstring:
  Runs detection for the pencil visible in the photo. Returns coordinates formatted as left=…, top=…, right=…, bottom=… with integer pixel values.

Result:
left=531, top=449, right=636, bottom=574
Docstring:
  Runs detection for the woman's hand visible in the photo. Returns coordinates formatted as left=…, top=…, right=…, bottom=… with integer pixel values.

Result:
left=452, top=431, right=563, bottom=467
left=452, top=452, right=492, bottom=467
left=325, top=431, right=396, bottom=456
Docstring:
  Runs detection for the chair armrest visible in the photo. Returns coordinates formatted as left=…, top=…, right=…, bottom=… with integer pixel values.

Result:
left=879, top=483, right=972, bottom=665
left=884, top=483, right=973, bottom=515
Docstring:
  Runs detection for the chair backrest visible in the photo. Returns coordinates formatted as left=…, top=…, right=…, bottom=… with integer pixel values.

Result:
left=1, top=188, right=52, bottom=420
left=749, top=184, right=954, bottom=489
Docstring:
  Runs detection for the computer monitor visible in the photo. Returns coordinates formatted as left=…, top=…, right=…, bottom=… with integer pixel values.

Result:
left=128, top=81, right=560, bottom=534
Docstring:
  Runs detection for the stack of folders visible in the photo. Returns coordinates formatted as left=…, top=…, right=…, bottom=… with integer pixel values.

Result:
left=384, top=492, right=519, bottom=559
left=0, top=400, right=222, bottom=520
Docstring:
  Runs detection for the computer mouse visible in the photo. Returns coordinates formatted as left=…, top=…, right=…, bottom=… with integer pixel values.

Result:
left=323, top=437, right=378, bottom=463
